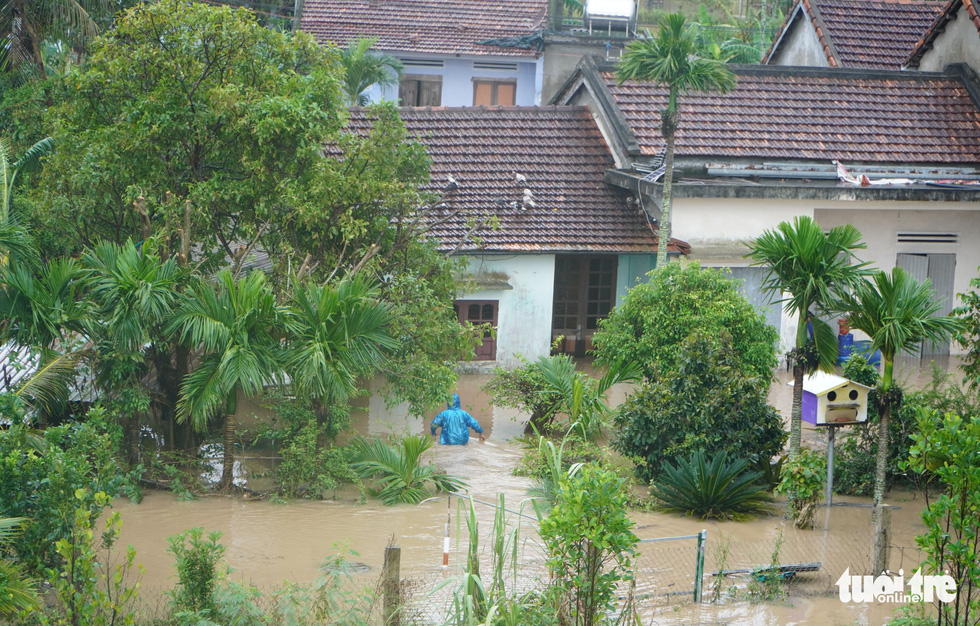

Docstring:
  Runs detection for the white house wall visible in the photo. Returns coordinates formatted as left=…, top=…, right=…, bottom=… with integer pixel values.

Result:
left=459, top=254, right=555, bottom=371
left=673, top=196, right=980, bottom=355
left=913, top=5, right=980, bottom=73
left=364, top=54, right=540, bottom=106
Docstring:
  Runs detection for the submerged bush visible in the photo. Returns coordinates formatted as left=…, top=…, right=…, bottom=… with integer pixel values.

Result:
left=349, top=434, right=466, bottom=505
left=651, top=450, right=773, bottom=520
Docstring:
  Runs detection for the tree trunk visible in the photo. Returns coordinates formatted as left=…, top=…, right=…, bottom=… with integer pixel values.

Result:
left=789, top=358, right=804, bottom=459
left=872, top=357, right=894, bottom=524
left=655, top=125, right=676, bottom=269
left=219, top=389, right=238, bottom=490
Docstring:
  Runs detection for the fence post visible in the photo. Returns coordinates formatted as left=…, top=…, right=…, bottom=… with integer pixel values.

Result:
left=383, top=545, right=401, bottom=626
left=694, top=529, right=707, bottom=603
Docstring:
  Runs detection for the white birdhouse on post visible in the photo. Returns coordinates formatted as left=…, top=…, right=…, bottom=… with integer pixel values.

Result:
left=800, top=372, right=872, bottom=426
left=791, top=371, right=873, bottom=506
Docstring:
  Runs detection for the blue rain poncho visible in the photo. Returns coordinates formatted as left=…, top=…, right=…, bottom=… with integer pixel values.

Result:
left=430, top=393, right=483, bottom=445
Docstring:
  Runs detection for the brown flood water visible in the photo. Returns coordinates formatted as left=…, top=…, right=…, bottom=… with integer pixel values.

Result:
left=112, top=357, right=961, bottom=623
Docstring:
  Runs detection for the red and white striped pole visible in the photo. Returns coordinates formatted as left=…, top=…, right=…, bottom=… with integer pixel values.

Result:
left=443, top=496, right=451, bottom=568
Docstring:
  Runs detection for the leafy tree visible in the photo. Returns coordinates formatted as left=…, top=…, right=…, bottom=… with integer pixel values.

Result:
left=594, top=261, right=778, bottom=383
left=539, top=464, right=637, bottom=626
left=339, top=37, right=403, bottom=106
left=285, top=277, right=396, bottom=445
left=839, top=267, right=964, bottom=569
left=774, top=447, right=826, bottom=529
left=613, top=331, right=785, bottom=482
left=616, top=13, right=736, bottom=268
left=37, top=0, right=345, bottom=259
left=954, top=267, right=980, bottom=389
left=904, top=410, right=980, bottom=626
left=747, top=216, right=870, bottom=461
left=169, top=270, right=288, bottom=490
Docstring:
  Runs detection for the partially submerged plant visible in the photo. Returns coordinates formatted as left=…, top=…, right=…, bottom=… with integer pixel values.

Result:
left=651, top=450, right=773, bottom=520
left=349, top=434, right=466, bottom=505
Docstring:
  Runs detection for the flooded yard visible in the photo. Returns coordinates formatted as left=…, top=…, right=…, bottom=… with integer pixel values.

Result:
left=112, top=356, right=965, bottom=623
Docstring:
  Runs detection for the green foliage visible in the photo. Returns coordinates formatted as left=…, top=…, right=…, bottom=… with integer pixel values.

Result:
left=904, top=410, right=980, bottom=626
left=270, top=411, right=362, bottom=500
left=775, top=448, right=826, bottom=529
left=594, top=261, right=778, bottom=383
left=349, top=434, right=466, bottom=505
left=953, top=266, right=980, bottom=390
left=652, top=450, right=773, bottom=520
left=168, top=528, right=226, bottom=616
left=38, top=0, right=344, bottom=256
left=0, top=517, right=39, bottom=617
left=485, top=354, right=638, bottom=438
left=339, top=37, right=404, bottom=106
left=0, top=417, right=132, bottom=573
left=43, top=490, right=142, bottom=626
left=540, top=465, right=638, bottom=626
left=269, top=550, right=376, bottom=625
left=613, top=331, right=785, bottom=481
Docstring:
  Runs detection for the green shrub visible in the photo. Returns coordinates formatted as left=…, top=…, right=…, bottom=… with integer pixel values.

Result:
left=540, top=465, right=638, bottom=626
left=613, top=331, right=785, bottom=481
left=168, top=527, right=226, bottom=616
left=651, top=450, right=773, bottom=520
left=775, top=448, right=826, bottom=529
left=594, top=262, right=779, bottom=383
left=349, top=434, right=466, bottom=505
left=0, top=412, right=135, bottom=573
left=43, top=490, right=142, bottom=626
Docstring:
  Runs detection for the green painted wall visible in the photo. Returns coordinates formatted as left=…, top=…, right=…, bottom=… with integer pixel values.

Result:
left=615, top=254, right=657, bottom=306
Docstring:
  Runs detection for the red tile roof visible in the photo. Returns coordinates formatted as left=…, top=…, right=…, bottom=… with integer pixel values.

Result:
left=906, top=0, right=980, bottom=68
left=602, top=66, right=980, bottom=163
left=765, top=0, right=946, bottom=69
left=345, top=107, right=685, bottom=254
left=300, top=0, right=548, bottom=58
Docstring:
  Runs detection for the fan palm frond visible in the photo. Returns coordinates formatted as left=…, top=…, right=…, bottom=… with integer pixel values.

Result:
left=349, top=434, right=467, bottom=505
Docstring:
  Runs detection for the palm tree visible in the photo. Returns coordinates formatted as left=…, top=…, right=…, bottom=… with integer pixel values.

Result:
left=284, top=277, right=396, bottom=443
left=339, top=37, right=404, bottom=106
left=839, top=267, right=964, bottom=568
left=168, top=270, right=287, bottom=490
left=747, top=216, right=870, bottom=462
left=0, top=136, right=51, bottom=265
left=82, top=240, right=181, bottom=460
left=617, top=13, right=736, bottom=268
left=1, top=0, right=111, bottom=76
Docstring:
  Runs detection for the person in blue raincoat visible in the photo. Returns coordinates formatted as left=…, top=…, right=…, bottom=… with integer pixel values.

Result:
left=430, top=394, right=485, bottom=445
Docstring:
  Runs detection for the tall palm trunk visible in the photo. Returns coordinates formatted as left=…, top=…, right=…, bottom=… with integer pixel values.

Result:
left=789, top=357, right=804, bottom=459
left=872, top=357, right=894, bottom=528
left=220, top=388, right=238, bottom=490
left=655, top=118, right=677, bottom=268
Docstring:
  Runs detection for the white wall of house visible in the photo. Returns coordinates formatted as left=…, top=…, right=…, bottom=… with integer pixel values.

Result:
left=458, top=254, right=555, bottom=371
left=766, top=13, right=830, bottom=66
left=673, top=196, right=980, bottom=355
left=913, top=5, right=980, bottom=73
left=364, top=54, right=540, bottom=106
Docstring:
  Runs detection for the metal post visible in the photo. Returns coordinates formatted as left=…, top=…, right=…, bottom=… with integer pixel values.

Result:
left=826, top=426, right=836, bottom=506
left=694, top=529, right=707, bottom=603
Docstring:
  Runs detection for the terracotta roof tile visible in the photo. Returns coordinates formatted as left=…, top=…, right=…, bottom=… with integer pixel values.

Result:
left=907, top=0, right=980, bottom=67
left=345, top=107, right=679, bottom=253
left=300, top=0, right=548, bottom=57
left=603, top=66, right=980, bottom=163
left=765, top=0, right=946, bottom=69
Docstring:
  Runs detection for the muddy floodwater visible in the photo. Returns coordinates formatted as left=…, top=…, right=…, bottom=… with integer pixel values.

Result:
left=112, top=356, right=961, bottom=624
